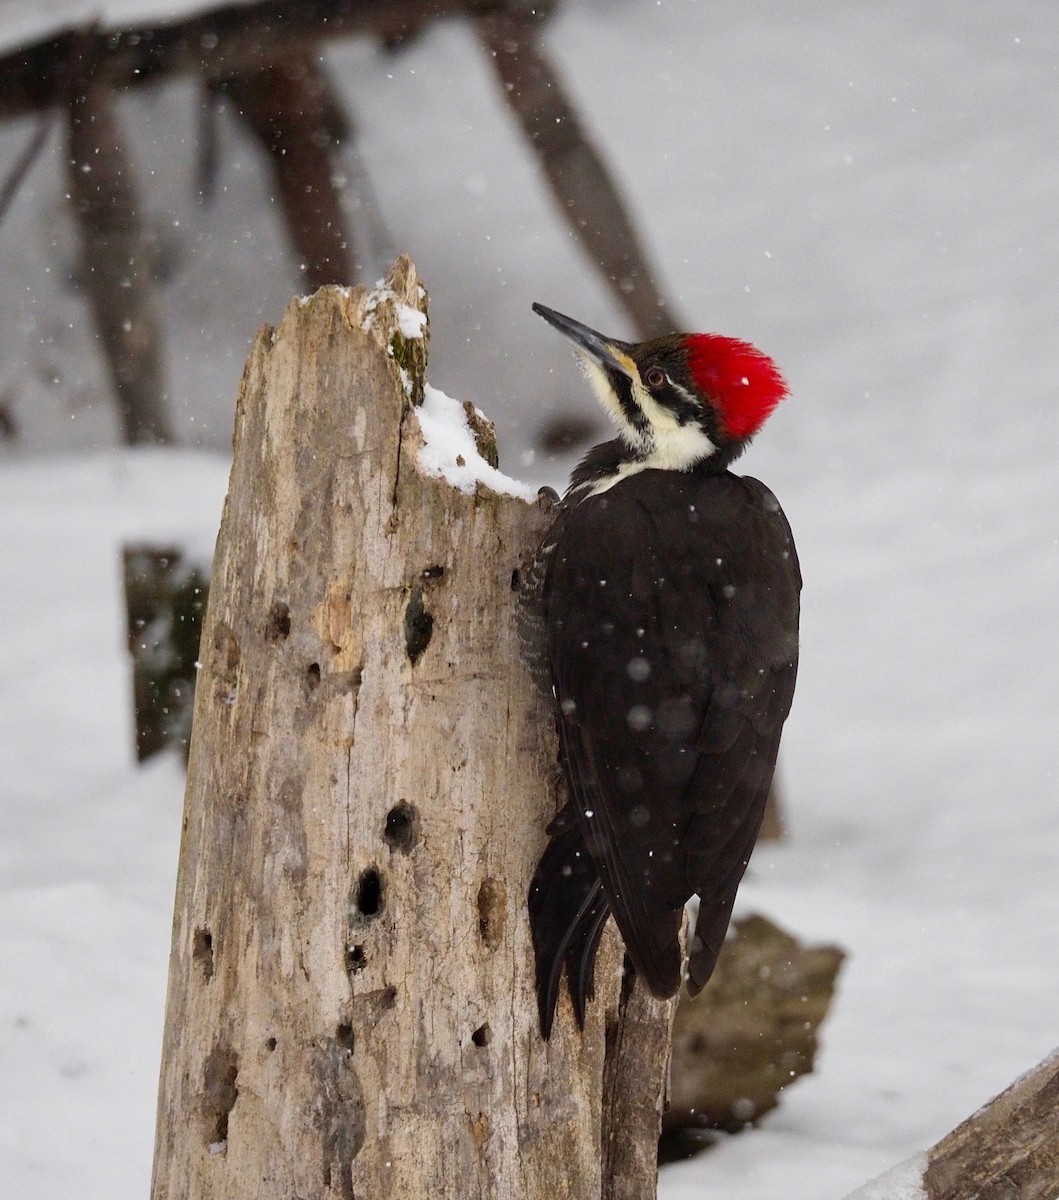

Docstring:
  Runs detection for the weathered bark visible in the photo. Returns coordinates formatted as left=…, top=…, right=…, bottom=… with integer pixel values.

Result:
left=603, top=951, right=679, bottom=1198
left=476, top=10, right=681, bottom=339
left=923, top=1047, right=1059, bottom=1200
left=66, top=79, right=173, bottom=444
left=150, top=255, right=677, bottom=1200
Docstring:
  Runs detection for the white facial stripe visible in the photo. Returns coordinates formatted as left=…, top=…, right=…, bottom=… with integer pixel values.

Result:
left=632, top=376, right=717, bottom=470
left=632, top=377, right=673, bottom=431
left=575, top=458, right=649, bottom=497
left=574, top=428, right=716, bottom=500
left=577, top=353, right=648, bottom=451
left=575, top=352, right=717, bottom=478
left=669, top=379, right=701, bottom=411
left=642, top=424, right=716, bottom=470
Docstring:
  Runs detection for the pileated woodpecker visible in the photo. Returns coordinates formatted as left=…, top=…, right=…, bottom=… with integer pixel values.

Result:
left=523, top=303, right=800, bottom=1038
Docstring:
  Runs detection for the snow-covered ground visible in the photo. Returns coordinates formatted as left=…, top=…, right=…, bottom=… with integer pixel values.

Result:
left=2, top=1, right=1058, bottom=1196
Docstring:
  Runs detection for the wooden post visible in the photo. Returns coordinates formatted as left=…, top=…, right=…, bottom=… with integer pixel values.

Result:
left=150, top=256, right=677, bottom=1200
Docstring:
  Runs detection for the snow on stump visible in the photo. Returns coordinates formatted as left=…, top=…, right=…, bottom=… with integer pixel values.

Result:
left=149, top=256, right=679, bottom=1200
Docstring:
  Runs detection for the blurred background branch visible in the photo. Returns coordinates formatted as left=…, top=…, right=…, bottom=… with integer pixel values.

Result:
left=0, top=0, right=675, bottom=445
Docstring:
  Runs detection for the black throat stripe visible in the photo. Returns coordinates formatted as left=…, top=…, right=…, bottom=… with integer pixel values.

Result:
left=610, top=370, right=651, bottom=438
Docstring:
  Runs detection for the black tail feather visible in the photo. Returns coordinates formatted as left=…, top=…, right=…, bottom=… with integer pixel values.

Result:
left=528, top=805, right=610, bottom=1038
left=566, top=893, right=610, bottom=1028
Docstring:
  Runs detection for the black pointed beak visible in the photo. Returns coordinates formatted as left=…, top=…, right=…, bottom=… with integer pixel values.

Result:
left=532, top=303, right=635, bottom=378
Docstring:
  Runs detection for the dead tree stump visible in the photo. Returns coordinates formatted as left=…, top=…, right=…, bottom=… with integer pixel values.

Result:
left=150, top=256, right=677, bottom=1200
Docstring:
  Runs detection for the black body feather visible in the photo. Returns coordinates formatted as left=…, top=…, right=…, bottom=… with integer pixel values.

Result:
left=525, top=465, right=800, bottom=1037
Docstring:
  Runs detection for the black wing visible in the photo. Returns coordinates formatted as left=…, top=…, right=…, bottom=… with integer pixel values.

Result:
left=539, top=469, right=800, bottom=1008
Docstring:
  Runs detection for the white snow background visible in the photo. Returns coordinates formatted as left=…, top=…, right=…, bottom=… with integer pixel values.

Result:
left=1, top=0, right=1058, bottom=1196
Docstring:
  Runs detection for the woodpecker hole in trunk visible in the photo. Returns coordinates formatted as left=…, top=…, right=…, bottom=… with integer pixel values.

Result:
left=201, top=1041, right=239, bottom=1146
left=335, top=1023, right=355, bottom=1054
left=403, top=585, right=433, bottom=665
left=476, top=878, right=507, bottom=951
left=383, top=802, right=418, bottom=853
left=345, top=944, right=366, bottom=973
left=353, top=868, right=382, bottom=918
left=264, top=601, right=291, bottom=641
left=192, top=926, right=214, bottom=980
left=471, top=1023, right=491, bottom=1048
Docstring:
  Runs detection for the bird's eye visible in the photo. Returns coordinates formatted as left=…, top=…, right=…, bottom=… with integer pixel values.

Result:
left=645, top=367, right=666, bottom=389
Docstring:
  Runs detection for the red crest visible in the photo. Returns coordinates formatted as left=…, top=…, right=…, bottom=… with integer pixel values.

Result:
left=685, top=335, right=788, bottom=439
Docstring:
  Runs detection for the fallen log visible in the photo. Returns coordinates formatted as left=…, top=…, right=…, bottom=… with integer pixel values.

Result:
left=846, top=1047, right=1059, bottom=1200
